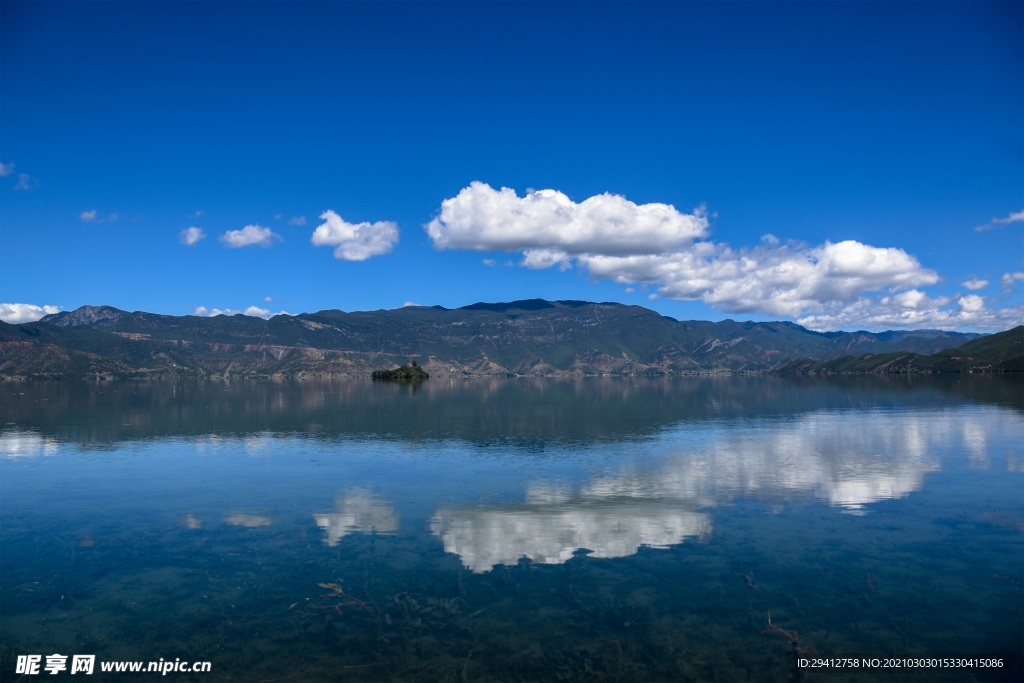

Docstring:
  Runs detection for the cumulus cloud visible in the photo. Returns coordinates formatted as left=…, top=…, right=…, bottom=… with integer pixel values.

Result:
left=0, top=162, right=13, bottom=176
left=80, top=209, right=98, bottom=222
left=193, top=305, right=290, bottom=319
left=426, top=182, right=708, bottom=256
left=797, top=292, right=1024, bottom=331
left=288, top=216, right=307, bottom=226
left=573, top=239, right=938, bottom=318
left=522, top=248, right=572, bottom=270
left=193, top=306, right=232, bottom=317
left=426, top=185, right=935, bottom=317
left=311, top=210, right=398, bottom=261
left=180, top=226, right=206, bottom=246
left=257, top=306, right=291, bottom=318
left=424, top=182, right=1024, bottom=330
left=958, top=294, right=984, bottom=313
left=0, top=303, right=61, bottom=324
left=975, top=209, right=1024, bottom=232
left=220, top=224, right=281, bottom=248
left=963, top=278, right=989, bottom=291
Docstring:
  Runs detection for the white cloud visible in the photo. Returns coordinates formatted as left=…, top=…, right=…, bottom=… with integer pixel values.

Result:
left=193, top=305, right=289, bottom=319
left=193, top=306, right=230, bottom=316
left=246, top=306, right=291, bottom=319
left=992, top=210, right=1023, bottom=224
left=311, top=210, right=398, bottom=261
left=288, top=216, right=307, bottom=226
left=426, top=183, right=1022, bottom=330
left=80, top=209, right=118, bottom=223
left=975, top=209, right=1024, bottom=232
left=220, top=224, right=281, bottom=248
left=888, top=289, right=929, bottom=309
left=263, top=296, right=273, bottom=303
left=577, top=239, right=938, bottom=317
left=194, top=306, right=246, bottom=317
left=797, top=293, right=1024, bottom=331
left=180, top=226, right=206, bottom=246
left=0, top=303, right=61, bottom=324
left=522, top=248, right=571, bottom=270
left=1002, top=271, right=1024, bottom=289
left=957, top=294, right=984, bottom=313
left=963, top=278, right=989, bottom=291
left=427, top=184, right=935, bottom=318
left=426, top=182, right=708, bottom=256
left=14, top=174, right=37, bottom=190
left=0, top=163, right=37, bottom=189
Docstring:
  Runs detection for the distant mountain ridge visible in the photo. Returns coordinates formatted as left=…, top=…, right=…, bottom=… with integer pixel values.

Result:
left=777, top=325, right=1023, bottom=375
left=0, top=299, right=998, bottom=380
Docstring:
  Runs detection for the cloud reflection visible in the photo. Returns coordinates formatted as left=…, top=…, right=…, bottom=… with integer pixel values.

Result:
left=431, top=499, right=710, bottom=573
left=432, top=410, right=1016, bottom=571
left=313, top=489, right=399, bottom=546
left=0, top=431, right=59, bottom=457
left=643, top=411, right=947, bottom=510
left=225, top=514, right=272, bottom=528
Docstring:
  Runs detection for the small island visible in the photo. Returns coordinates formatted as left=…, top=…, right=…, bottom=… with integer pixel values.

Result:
left=371, top=360, right=430, bottom=381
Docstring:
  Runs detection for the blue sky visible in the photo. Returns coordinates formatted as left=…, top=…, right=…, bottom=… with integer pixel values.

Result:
left=1, top=1, right=1021, bottom=331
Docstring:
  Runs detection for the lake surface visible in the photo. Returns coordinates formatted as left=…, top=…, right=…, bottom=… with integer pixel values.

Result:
left=2, top=376, right=1022, bottom=682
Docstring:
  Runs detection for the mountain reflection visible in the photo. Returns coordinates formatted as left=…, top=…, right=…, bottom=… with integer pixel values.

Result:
left=313, top=489, right=399, bottom=546
left=430, top=409, right=1015, bottom=571
left=4, top=379, right=1019, bottom=575
left=3, top=375, right=1020, bottom=448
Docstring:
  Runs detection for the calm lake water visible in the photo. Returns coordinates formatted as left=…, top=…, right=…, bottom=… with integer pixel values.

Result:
left=2, top=376, right=1022, bottom=682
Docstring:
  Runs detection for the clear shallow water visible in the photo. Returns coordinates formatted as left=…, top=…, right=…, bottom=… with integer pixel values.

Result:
left=1, top=376, right=1022, bottom=682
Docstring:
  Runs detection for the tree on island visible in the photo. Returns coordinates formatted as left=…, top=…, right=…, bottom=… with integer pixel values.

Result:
left=371, top=360, right=429, bottom=380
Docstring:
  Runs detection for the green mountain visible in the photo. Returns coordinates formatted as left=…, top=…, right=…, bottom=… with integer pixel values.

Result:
left=776, top=325, right=1023, bottom=374
left=0, top=300, right=994, bottom=380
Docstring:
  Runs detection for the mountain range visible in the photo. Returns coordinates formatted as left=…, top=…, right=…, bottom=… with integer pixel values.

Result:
left=0, top=299, right=1017, bottom=380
